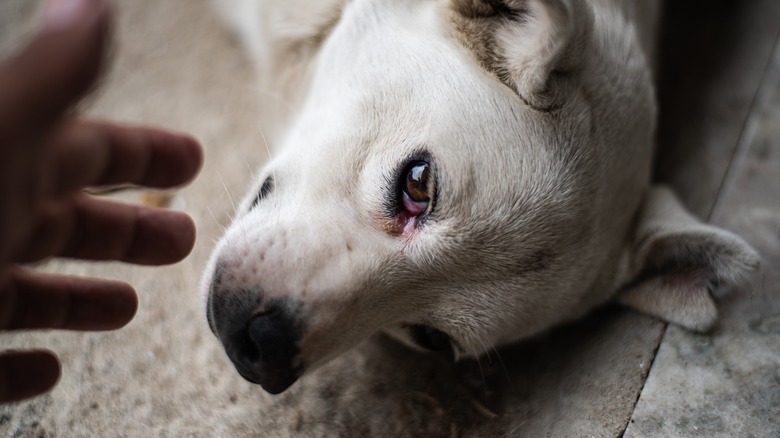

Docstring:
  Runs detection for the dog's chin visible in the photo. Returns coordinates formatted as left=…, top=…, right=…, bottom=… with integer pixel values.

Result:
left=232, top=360, right=301, bottom=395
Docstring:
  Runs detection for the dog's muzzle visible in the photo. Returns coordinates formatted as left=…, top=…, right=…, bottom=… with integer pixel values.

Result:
left=207, top=276, right=305, bottom=394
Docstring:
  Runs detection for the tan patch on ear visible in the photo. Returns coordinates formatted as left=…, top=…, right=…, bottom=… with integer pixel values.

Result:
left=447, top=1, right=536, bottom=103
left=446, top=0, right=586, bottom=112
left=448, top=8, right=510, bottom=88
left=451, top=0, right=528, bottom=19
left=451, top=0, right=498, bottom=18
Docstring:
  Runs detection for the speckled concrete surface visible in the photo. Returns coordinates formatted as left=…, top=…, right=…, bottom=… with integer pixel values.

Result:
left=625, top=37, right=780, bottom=438
left=0, top=1, right=777, bottom=437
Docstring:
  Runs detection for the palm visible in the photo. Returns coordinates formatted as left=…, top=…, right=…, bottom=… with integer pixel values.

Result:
left=0, top=0, right=202, bottom=403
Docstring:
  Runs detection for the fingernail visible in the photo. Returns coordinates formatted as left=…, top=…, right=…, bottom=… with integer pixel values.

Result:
left=43, top=0, right=90, bottom=30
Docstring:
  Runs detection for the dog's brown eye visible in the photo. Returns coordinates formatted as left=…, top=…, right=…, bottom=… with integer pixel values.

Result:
left=391, top=158, right=435, bottom=233
left=404, top=162, right=430, bottom=203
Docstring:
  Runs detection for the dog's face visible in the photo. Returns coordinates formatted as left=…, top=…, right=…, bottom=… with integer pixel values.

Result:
left=203, top=0, right=758, bottom=394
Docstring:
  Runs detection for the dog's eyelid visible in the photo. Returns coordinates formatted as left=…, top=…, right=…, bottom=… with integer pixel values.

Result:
left=250, top=176, right=274, bottom=211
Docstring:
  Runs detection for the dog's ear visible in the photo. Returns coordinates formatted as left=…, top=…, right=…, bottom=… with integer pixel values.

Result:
left=616, top=187, right=760, bottom=332
left=449, top=0, right=592, bottom=109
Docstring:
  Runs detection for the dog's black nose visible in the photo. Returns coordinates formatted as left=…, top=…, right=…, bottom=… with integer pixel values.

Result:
left=223, top=301, right=305, bottom=394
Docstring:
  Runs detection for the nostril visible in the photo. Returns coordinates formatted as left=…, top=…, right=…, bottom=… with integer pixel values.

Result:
left=245, top=311, right=298, bottom=370
left=219, top=299, right=305, bottom=394
left=227, top=304, right=300, bottom=370
left=247, top=314, right=273, bottom=346
left=235, top=324, right=261, bottom=367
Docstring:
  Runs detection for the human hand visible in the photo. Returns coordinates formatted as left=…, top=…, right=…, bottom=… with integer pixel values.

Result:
left=0, top=0, right=203, bottom=403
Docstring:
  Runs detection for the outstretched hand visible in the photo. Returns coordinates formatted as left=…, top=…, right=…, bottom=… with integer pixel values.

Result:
left=0, top=0, right=203, bottom=403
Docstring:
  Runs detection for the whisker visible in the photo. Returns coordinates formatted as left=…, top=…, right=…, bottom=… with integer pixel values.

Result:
left=482, top=343, right=493, bottom=366
left=244, top=160, right=257, bottom=182
left=492, top=347, right=511, bottom=385
left=472, top=336, right=496, bottom=401
left=255, top=125, right=276, bottom=184
left=251, top=86, right=295, bottom=114
left=206, top=206, right=228, bottom=233
left=216, top=171, right=238, bottom=217
left=216, top=171, right=250, bottom=245
left=474, top=353, right=488, bottom=400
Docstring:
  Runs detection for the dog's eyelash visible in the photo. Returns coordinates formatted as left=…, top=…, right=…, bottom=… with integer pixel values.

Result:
left=250, top=176, right=274, bottom=211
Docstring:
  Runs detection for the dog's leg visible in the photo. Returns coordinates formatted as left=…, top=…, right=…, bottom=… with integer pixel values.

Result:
left=616, top=186, right=760, bottom=331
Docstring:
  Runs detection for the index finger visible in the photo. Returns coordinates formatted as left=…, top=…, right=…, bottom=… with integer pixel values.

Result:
left=51, top=120, right=203, bottom=195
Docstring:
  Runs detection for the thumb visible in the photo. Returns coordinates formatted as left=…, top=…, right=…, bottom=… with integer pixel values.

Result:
left=0, top=0, right=111, bottom=140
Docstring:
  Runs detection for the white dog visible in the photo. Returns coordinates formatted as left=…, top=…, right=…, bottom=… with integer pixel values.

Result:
left=203, top=0, right=759, bottom=394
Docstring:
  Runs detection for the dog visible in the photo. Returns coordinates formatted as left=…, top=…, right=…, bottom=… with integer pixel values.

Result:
left=202, top=0, right=760, bottom=395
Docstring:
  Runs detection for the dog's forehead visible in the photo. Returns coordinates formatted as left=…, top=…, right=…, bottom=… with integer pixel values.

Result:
left=265, top=0, right=590, bottom=246
left=313, top=0, right=510, bottom=112
left=281, top=0, right=562, bottom=185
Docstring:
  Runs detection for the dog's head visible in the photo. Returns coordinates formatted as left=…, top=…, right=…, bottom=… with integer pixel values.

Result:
left=203, top=0, right=759, bottom=394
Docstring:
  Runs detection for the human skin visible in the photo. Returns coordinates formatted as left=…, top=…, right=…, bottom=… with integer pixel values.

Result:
left=0, top=0, right=203, bottom=403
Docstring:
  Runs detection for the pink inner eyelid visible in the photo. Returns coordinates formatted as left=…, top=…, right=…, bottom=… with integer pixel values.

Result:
left=402, top=191, right=429, bottom=217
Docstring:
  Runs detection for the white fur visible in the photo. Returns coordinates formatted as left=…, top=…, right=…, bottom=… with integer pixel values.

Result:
left=203, top=0, right=760, bottom=389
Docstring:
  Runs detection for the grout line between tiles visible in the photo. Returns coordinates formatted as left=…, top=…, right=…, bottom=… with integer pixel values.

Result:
left=709, top=30, right=780, bottom=222
left=618, top=24, right=780, bottom=438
